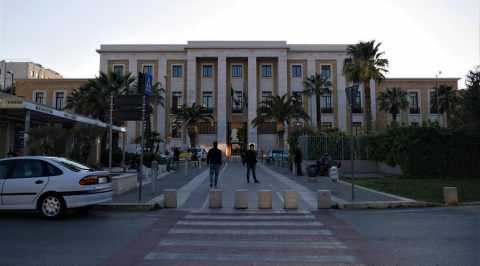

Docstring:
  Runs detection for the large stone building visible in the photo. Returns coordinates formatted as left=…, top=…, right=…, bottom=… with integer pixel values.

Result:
left=96, top=41, right=458, bottom=154
left=0, top=61, right=63, bottom=90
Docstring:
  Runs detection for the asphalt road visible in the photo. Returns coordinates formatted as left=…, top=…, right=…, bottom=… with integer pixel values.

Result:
left=0, top=206, right=478, bottom=266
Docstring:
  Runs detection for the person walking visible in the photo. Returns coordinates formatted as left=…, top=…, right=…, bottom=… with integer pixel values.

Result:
left=206, top=141, right=223, bottom=188
left=294, top=146, right=303, bottom=176
left=243, top=144, right=260, bottom=184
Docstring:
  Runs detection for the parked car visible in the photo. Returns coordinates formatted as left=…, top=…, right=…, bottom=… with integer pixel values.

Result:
left=0, top=156, right=112, bottom=219
left=265, top=150, right=289, bottom=163
left=191, top=147, right=207, bottom=161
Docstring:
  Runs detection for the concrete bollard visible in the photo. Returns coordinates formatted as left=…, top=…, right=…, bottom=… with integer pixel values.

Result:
left=235, top=189, right=248, bottom=209
left=258, top=190, right=272, bottom=209
left=317, top=190, right=332, bottom=209
left=209, top=189, right=222, bottom=209
left=443, top=186, right=458, bottom=205
left=283, top=191, right=298, bottom=209
left=164, top=189, right=177, bottom=208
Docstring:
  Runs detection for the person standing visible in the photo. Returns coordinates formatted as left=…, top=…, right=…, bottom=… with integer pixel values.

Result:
left=244, top=144, right=260, bottom=184
left=294, top=146, right=303, bottom=176
left=206, top=141, right=222, bottom=188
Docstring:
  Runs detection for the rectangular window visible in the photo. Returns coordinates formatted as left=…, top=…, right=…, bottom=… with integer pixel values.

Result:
left=232, top=90, right=243, bottom=113
left=231, top=65, right=243, bottom=78
left=34, top=91, right=45, bottom=104
left=409, top=91, right=420, bottom=114
left=291, top=65, right=302, bottom=78
left=429, top=90, right=439, bottom=114
left=171, top=91, right=183, bottom=113
left=142, top=65, right=153, bottom=75
left=321, top=65, right=331, bottom=80
left=113, top=65, right=124, bottom=76
left=202, top=65, right=213, bottom=78
left=321, top=93, right=333, bottom=113
left=261, top=65, right=272, bottom=78
left=352, top=90, right=362, bottom=113
left=172, top=65, right=183, bottom=78
left=352, top=122, right=362, bottom=136
left=55, top=91, right=65, bottom=110
left=202, top=91, right=213, bottom=111
left=292, top=91, right=303, bottom=105
left=261, top=91, right=273, bottom=107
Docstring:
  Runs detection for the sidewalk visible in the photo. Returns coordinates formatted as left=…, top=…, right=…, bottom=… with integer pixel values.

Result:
left=109, top=164, right=207, bottom=204
left=265, top=164, right=412, bottom=204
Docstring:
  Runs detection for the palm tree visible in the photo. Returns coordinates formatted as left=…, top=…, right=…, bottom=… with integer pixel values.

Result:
left=252, top=94, right=310, bottom=149
left=174, top=103, right=214, bottom=147
left=431, top=85, right=459, bottom=127
left=377, top=87, right=409, bottom=125
left=302, top=74, right=331, bottom=132
left=66, top=71, right=136, bottom=121
left=343, top=40, right=389, bottom=133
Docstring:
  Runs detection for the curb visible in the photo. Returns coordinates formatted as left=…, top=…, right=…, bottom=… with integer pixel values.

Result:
left=93, top=202, right=161, bottom=211
left=334, top=200, right=441, bottom=209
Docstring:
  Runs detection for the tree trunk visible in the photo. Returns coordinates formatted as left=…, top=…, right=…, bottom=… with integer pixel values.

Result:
left=276, top=121, right=285, bottom=150
left=363, top=80, right=372, bottom=134
left=392, top=113, right=397, bottom=126
left=316, top=94, right=322, bottom=132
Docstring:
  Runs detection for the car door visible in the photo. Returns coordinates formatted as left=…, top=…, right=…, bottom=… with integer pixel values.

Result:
left=0, top=160, right=15, bottom=206
left=2, top=159, right=49, bottom=208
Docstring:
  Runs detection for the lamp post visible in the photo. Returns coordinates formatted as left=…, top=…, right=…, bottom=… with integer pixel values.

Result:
left=345, top=84, right=359, bottom=202
left=7, top=71, right=14, bottom=93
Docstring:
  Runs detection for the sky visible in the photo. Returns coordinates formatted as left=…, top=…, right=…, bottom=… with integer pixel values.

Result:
left=1, top=0, right=479, bottom=87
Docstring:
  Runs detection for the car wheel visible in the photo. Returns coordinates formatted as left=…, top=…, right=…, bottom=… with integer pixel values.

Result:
left=38, top=194, right=66, bottom=219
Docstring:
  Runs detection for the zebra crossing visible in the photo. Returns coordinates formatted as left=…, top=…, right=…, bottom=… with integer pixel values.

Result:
left=142, top=211, right=364, bottom=265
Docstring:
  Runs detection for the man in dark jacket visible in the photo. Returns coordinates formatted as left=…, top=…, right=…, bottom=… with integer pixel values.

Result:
left=243, top=144, right=259, bottom=184
left=294, top=147, right=303, bottom=176
left=206, top=141, right=222, bottom=188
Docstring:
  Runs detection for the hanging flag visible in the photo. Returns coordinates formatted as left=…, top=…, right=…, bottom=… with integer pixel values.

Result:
left=144, top=73, right=153, bottom=96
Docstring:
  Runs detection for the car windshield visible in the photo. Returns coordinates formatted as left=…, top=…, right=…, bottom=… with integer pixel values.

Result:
left=51, top=158, right=93, bottom=172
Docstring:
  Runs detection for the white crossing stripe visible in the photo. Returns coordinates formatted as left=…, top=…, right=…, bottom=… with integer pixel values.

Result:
left=169, top=228, right=332, bottom=236
left=177, top=220, right=323, bottom=226
left=144, top=252, right=357, bottom=264
left=158, top=239, right=347, bottom=249
left=184, top=214, right=316, bottom=220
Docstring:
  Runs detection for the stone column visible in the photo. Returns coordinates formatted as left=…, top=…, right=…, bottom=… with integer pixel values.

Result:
left=247, top=56, right=258, bottom=146
left=307, top=58, right=317, bottom=127
left=158, top=56, right=167, bottom=150
left=278, top=55, right=288, bottom=148
left=186, top=55, right=196, bottom=106
left=127, top=55, right=139, bottom=151
left=370, top=79, right=377, bottom=128
left=99, top=56, right=108, bottom=74
left=217, top=56, right=227, bottom=153
left=336, top=58, right=347, bottom=131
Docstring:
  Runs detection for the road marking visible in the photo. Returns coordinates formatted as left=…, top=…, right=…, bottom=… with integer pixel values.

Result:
left=168, top=228, right=332, bottom=235
left=184, top=214, right=316, bottom=220
left=176, top=220, right=324, bottom=226
left=157, top=239, right=346, bottom=249
left=144, top=252, right=357, bottom=263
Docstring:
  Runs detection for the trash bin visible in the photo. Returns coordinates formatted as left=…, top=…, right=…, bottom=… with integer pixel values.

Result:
left=307, top=164, right=318, bottom=177
left=329, top=166, right=339, bottom=182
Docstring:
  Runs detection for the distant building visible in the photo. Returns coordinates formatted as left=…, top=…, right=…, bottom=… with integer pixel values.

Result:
left=15, top=79, right=90, bottom=110
left=0, top=61, right=63, bottom=90
left=96, top=41, right=460, bottom=153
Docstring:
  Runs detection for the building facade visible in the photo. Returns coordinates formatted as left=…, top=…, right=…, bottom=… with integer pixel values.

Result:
left=0, top=61, right=63, bottom=91
left=15, top=79, right=89, bottom=110
left=97, top=41, right=458, bottom=154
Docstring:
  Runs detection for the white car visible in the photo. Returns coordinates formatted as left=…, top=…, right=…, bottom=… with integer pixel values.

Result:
left=0, top=156, right=112, bottom=219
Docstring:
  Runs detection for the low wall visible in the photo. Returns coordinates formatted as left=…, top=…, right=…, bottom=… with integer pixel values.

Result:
left=301, top=160, right=402, bottom=176
left=111, top=173, right=137, bottom=195
left=111, top=165, right=168, bottom=195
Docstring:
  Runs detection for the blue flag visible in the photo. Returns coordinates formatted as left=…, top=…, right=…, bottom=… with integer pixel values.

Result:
left=144, top=73, right=153, bottom=96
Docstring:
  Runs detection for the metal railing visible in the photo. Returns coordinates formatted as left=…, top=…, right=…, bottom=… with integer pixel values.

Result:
left=298, top=135, right=371, bottom=161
